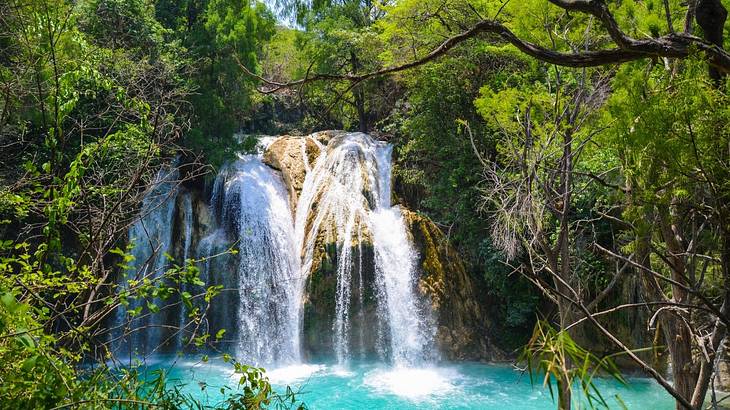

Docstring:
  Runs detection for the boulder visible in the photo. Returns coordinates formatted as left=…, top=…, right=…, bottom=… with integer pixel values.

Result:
left=262, top=136, right=321, bottom=212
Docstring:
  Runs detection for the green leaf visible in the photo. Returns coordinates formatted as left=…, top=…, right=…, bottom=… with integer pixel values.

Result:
left=215, top=328, right=226, bottom=340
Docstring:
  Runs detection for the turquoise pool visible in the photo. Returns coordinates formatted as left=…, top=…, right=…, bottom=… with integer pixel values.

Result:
left=135, top=356, right=675, bottom=409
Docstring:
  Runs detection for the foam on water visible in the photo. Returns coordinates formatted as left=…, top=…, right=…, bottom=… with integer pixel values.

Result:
left=363, top=367, right=458, bottom=401
left=329, top=365, right=355, bottom=378
left=140, top=356, right=675, bottom=410
left=267, top=364, right=327, bottom=385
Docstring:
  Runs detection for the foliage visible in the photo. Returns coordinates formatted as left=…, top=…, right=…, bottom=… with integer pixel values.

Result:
left=165, top=0, right=275, bottom=165
left=269, top=0, right=396, bottom=132
left=521, top=321, right=626, bottom=410
left=0, top=239, right=304, bottom=409
left=0, top=0, right=300, bottom=407
left=3, top=0, right=730, bottom=409
left=386, top=47, right=542, bottom=346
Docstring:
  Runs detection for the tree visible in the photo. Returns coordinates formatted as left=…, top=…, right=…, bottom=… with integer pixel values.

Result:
left=156, top=0, right=275, bottom=165
left=597, top=60, right=730, bottom=410
left=475, top=68, right=651, bottom=408
left=250, top=0, right=729, bottom=89
left=247, top=0, right=396, bottom=132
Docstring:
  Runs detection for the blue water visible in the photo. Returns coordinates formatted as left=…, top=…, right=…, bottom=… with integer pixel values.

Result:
left=139, top=356, right=675, bottom=409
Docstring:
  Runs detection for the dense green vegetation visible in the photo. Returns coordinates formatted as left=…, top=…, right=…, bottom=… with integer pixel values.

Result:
left=2, top=0, right=730, bottom=409
left=0, top=0, right=294, bottom=407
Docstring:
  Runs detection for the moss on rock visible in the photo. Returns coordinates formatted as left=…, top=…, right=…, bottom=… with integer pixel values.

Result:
left=301, top=216, right=379, bottom=359
left=402, top=208, right=496, bottom=360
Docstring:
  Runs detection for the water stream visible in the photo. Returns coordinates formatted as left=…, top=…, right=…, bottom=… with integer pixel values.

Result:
left=199, top=151, right=301, bottom=365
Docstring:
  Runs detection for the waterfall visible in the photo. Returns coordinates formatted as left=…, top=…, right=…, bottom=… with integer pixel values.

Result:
left=181, top=193, right=194, bottom=264
left=176, top=192, right=194, bottom=349
left=115, top=166, right=179, bottom=356
left=295, top=132, right=435, bottom=365
left=371, top=144, right=436, bottom=366
left=116, top=132, right=436, bottom=368
left=370, top=208, right=435, bottom=366
left=295, top=133, right=375, bottom=363
left=199, top=151, right=301, bottom=365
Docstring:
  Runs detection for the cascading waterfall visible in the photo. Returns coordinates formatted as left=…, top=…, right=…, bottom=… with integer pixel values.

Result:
left=117, top=132, right=435, bottom=368
left=296, top=132, right=435, bottom=365
left=181, top=193, right=194, bottom=264
left=105, top=133, right=680, bottom=410
left=198, top=150, right=301, bottom=365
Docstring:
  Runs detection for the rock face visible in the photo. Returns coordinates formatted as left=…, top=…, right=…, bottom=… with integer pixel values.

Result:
left=262, top=136, right=321, bottom=212
left=402, top=209, right=494, bottom=360
left=264, top=132, right=493, bottom=361
left=302, top=216, right=378, bottom=359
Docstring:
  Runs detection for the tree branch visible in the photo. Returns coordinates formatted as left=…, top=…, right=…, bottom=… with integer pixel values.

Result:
left=239, top=16, right=730, bottom=94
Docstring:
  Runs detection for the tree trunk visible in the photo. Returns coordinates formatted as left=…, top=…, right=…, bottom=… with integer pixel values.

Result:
left=658, top=206, right=699, bottom=410
left=631, top=192, right=695, bottom=410
left=354, top=85, right=367, bottom=133
left=691, top=226, right=730, bottom=408
left=557, top=373, right=572, bottom=410
left=349, top=51, right=368, bottom=132
left=696, top=0, right=728, bottom=83
left=662, top=316, right=696, bottom=410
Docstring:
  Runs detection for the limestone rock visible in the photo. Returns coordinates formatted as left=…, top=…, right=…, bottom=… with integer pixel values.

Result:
left=262, top=136, right=321, bottom=212
left=311, top=130, right=346, bottom=146
left=302, top=212, right=378, bottom=359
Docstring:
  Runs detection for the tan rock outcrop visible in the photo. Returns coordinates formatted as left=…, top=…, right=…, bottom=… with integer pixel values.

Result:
left=262, top=136, right=321, bottom=212
left=311, top=130, right=346, bottom=146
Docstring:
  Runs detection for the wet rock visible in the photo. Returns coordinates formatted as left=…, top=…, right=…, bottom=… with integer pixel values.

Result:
left=402, top=209, right=495, bottom=360
left=311, top=130, right=347, bottom=146
left=302, top=213, right=379, bottom=360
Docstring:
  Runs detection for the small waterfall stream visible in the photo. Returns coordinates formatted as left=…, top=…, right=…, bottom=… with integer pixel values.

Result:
left=116, top=167, right=179, bottom=355
left=115, top=132, right=435, bottom=367
left=175, top=192, right=194, bottom=350
left=370, top=146, right=436, bottom=366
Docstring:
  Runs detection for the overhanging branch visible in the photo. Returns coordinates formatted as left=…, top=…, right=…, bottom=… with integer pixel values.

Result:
left=240, top=16, right=730, bottom=93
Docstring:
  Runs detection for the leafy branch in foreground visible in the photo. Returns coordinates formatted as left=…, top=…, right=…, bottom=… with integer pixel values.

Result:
left=240, top=0, right=729, bottom=95
left=520, top=320, right=626, bottom=410
left=0, top=240, right=305, bottom=409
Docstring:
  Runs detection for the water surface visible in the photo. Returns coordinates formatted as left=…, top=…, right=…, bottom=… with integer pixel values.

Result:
left=143, top=356, right=675, bottom=409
